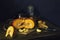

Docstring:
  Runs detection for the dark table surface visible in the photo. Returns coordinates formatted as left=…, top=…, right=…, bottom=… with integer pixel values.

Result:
left=0, top=18, right=60, bottom=40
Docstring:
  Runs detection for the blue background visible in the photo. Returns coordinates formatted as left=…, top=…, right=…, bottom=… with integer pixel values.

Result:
left=0, top=0, right=60, bottom=26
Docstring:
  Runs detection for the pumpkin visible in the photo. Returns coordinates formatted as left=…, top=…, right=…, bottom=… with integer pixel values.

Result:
left=12, top=18, right=35, bottom=29
left=12, top=18, right=25, bottom=29
left=24, top=18, right=35, bottom=29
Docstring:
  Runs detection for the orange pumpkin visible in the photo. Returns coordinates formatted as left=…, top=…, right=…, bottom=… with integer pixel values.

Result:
left=24, top=18, right=35, bottom=29
left=12, top=18, right=35, bottom=29
left=12, top=18, right=25, bottom=29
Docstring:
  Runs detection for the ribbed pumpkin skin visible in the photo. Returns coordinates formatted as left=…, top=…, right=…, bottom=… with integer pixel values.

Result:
left=12, top=18, right=25, bottom=29
left=24, top=19, right=35, bottom=29
left=12, top=18, right=35, bottom=29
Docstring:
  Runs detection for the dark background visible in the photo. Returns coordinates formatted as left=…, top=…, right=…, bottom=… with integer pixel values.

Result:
left=0, top=0, right=60, bottom=26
